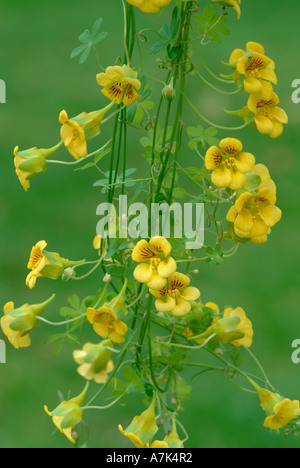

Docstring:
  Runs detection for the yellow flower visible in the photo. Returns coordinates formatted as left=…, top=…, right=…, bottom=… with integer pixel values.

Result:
left=226, top=188, right=282, bottom=244
left=132, top=237, right=177, bottom=290
left=26, top=241, right=85, bottom=289
left=205, top=138, right=255, bottom=190
left=14, top=142, right=62, bottom=191
left=118, top=395, right=159, bottom=446
left=229, top=42, right=277, bottom=99
left=150, top=272, right=201, bottom=317
left=126, top=0, right=172, bottom=14
left=210, top=0, right=241, bottom=19
left=45, top=383, right=89, bottom=444
left=190, top=306, right=253, bottom=348
left=247, top=92, right=288, bottom=139
left=59, top=101, right=114, bottom=160
left=221, top=307, right=253, bottom=347
left=264, top=399, right=300, bottom=430
left=96, top=65, right=141, bottom=106
left=73, top=340, right=114, bottom=384
left=1, top=295, right=55, bottom=349
left=248, top=380, right=300, bottom=430
left=87, top=307, right=128, bottom=343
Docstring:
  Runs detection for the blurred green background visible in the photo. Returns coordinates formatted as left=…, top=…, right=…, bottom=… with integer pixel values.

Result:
left=1, top=0, right=300, bottom=448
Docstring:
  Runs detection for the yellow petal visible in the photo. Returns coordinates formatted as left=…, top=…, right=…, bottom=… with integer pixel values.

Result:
left=134, top=263, right=154, bottom=284
left=146, top=272, right=167, bottom=290
left=169, top=272, right=190, bottom=291
left=270, top=107, right=288, bottom=124
left=230, top=48, right=244, bottom=64
left=149, top=237, right=172, bottom=257
left=235, top=210, right=254, bottom=235
left=235, top=152, right=256, bottom=173
left=211, top=167, right=232, bottom=188
left=226, top=206, right=238, bottom=223
left=157, top=257, right=177, bottom=278
left=205, top=146, right=223, bottom=170
left=172, top=298, right=191, bottom=317
left=155, top=297, right=176, bottom=313
left=244, top=77, right=263, bottom=95
left=132, top=240, right=156, bottom=262
left=4, top=302, right=14, bottom=314
left=246, top=42, right=265, bottom=55
left=181, top=287, right=201, bottom=302
left=219, top=138, right=243, bottom=154
left=259, top=205, right=282, bottom=227
left=254, top=115, right=274, bottom=135
left=228, top=171, right=247, bottom=191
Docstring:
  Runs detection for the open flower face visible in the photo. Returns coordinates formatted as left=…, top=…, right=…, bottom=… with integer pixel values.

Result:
left=87, top=306, right=128, bottom=343
left=227, top=188, right=282, bottom=244
left=126, top=0, right=172, bottom=13
left=150, top=272, right=201, bottom=317
left=264, top=399, right=300, bottom=430
left=229, top=42, right=277, bottom=99
left=132, top=237, right=177, bottom=290
left=247, top=93, right=288, bottom=139
left=73, top=341, right=114, bottom=384
left=205, top=138, right=255, bottom=190
left=97, top=65, right=142, bottom=106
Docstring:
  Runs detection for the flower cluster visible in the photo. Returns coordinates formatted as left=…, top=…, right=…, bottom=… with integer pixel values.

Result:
left=13, top=64, right=141, bottom=191
left=6, top=1, right=297, bottom=450
left=132, top=237, right=200, bottom=317
left=205, top=138, right=282, bottom=244
left=227, top=42, right=288, bottom=138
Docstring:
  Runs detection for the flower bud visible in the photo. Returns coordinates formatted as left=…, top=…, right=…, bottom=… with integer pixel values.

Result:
left=162, top=78, right=176, bottom=101
left=103, top=273, right=112, bottom=283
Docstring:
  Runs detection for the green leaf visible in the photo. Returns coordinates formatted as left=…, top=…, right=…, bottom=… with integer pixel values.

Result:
left=60, top=307, right=79, bottom=318
left=70, top=44, right=88, bottom=59
left=68, top=295, right=81, bottom=310
left=79, top=45, right=92, bottom=64
left=203, top=5, right=215, bottom=22
left=170, top=7, right=180, bottom=38
left=92, top=31, right=108, bottom=45
left=44, top=334, right=64, bottom=345
left=91, top=18, right=103, bottom=38
left=150, top=40, right=169, bottom=55
left=79, top=29, right=91, bottom=44
left=187, top=125, right=204, bottom=138
left=214, top=26, right=230, bottom=36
